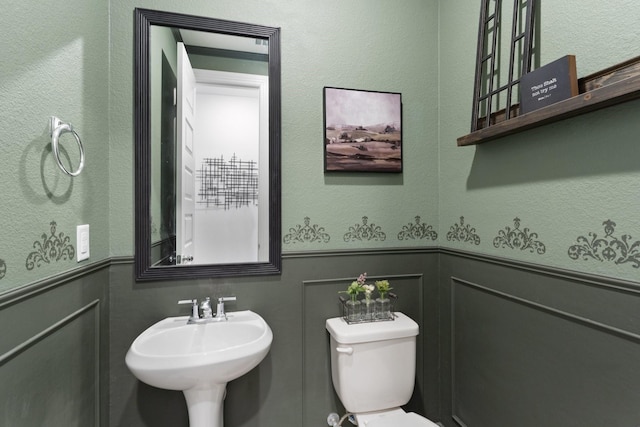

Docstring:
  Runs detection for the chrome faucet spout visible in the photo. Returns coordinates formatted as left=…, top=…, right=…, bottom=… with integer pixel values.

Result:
left=200, top=297, right=213, bottom=319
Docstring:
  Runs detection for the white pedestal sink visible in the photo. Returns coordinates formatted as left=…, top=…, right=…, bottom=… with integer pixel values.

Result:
left=125, top=310, right=272, bottom=427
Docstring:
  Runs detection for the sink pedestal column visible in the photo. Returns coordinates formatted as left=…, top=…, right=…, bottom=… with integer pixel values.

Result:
left=183, top=384, right=226, bottom=427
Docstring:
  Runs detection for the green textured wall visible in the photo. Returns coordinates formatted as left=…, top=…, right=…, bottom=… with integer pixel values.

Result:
left=2, top=0, right=638, bottom=300
left=0, top=0, right=109, bottom=292
left=439, top=0, right=640, bottom=282
left=108, top=0, right=440, bottom=258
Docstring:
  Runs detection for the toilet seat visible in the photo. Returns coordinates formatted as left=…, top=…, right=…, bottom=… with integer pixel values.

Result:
left=364, top=412, right=439, bottom=427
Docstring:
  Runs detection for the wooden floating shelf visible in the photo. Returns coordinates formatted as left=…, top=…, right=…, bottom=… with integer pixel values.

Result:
left=457, top=56, right=640, bottom=146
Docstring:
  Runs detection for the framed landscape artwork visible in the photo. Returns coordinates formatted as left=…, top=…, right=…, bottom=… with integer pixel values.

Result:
left=324, top=87, right=402, bottom=172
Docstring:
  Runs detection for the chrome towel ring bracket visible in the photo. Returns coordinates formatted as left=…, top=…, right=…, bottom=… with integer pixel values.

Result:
left=49, top=116, right=85, bottom=177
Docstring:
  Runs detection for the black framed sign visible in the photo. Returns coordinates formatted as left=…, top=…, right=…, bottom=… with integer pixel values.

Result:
left=324, top=87, right=402, bottom=173
left=519, top=55, right=578, bottom=114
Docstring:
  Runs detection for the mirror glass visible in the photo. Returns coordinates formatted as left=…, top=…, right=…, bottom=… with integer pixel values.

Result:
left=135, top=8, right=281, bottom=281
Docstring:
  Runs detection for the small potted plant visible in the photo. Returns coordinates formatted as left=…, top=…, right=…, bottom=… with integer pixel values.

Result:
left=339, top=273, right=366, bottom=322
left=374, top=279, right=393, bottom=320
left=362, top=283, right=375, bottom=321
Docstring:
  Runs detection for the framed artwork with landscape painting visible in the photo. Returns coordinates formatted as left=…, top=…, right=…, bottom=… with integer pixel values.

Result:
left=324, top=87, right=402, bottom=173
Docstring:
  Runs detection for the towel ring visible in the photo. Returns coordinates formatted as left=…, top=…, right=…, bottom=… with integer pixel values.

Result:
left=50, top=116, right=85, bottom=177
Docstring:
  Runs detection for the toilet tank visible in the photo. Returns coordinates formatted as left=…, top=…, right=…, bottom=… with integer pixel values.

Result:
left=325, top=312, right=419, bottom=413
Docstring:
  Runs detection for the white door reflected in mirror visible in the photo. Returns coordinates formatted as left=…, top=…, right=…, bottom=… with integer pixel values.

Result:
left=176, top=42, right=197, bottom=265
left=191, top=69, right=269, bottom=265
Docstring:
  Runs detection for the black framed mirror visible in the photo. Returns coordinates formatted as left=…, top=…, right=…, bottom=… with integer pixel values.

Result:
left=134, top=8, right=281, bottom=281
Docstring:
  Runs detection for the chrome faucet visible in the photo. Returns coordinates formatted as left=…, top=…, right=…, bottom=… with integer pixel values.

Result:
left=214, top=296, right=237, bottom=321
left=178, top=296, right=235, bottom=323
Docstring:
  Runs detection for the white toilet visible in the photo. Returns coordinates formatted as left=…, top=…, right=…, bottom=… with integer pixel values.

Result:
left=326, top=312, right=439, bottom=427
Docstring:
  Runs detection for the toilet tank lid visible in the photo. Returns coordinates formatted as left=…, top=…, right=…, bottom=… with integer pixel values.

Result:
left=325, top=312, right=418, bottom=344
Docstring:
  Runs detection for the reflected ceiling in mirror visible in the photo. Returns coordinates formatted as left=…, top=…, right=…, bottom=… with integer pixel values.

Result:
left=134, top=8, right=281, bottom=281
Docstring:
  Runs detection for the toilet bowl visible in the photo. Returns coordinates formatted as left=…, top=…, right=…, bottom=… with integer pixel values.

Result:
left=326, top=312, right=438, bottom=427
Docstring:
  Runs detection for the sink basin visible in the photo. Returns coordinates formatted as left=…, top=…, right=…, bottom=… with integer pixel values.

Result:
left=126, top=310, right=272, bottom=427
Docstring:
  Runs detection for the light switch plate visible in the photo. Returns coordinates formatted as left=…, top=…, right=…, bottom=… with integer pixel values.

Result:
left=77, top=224, right=90, bottom=262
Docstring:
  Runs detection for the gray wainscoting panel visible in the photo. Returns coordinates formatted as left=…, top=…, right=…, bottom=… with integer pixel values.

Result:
left=0, top=265, right=109, bottom=427
left=1, top=301, right=100, bottom=426
left=440, top=252, right=640, bottom=427
left=10, top=250, right=637, bottom=427
left=109, top=250, right=441, bottom=427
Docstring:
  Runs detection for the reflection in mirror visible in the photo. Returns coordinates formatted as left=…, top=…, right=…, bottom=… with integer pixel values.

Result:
left=135, top=8, right=281, bottom=281
left=152, top=27, right=269, bottom=265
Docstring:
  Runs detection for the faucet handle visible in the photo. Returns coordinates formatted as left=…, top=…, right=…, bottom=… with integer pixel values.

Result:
left=215, top=296, right=236, bottom=320
left=178, top=299, right=199, bottom=322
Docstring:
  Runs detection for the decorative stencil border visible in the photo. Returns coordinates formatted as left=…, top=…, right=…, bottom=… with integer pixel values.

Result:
left=283, top=215, right=438, bottom=245
left=397, top=216, right=438, bottom=241
left=25, top=221, right=75, bottom=270
left=283, top=217, right=331, bottom=244
left=282, top=214, right=639, bottom=272
left=568, top=220, right=640, bottom=268
left=344, top=216, right=387, bottom=242
left=447, top=216, right=481, bottom=245
left=493, top=217, right=546, bottom=254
